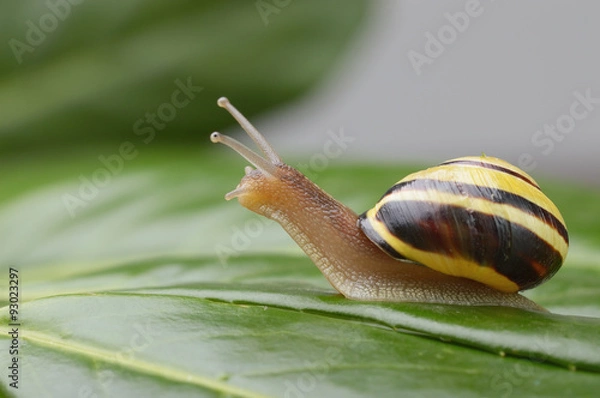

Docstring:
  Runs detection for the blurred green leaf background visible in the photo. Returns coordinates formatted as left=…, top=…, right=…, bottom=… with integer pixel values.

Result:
left=0, top=0, right=367, bottom=155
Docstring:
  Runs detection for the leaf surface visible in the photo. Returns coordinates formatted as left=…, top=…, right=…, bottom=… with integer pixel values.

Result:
left=1, top=147, right=600, bottom=397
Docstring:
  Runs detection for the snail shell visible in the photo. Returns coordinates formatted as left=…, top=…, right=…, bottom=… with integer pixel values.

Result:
left=358, top=156, right=569, bottom=293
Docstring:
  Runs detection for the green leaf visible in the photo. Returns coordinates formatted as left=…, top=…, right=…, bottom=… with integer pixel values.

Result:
left=1, top=146, right=600, bottom=397
left=0, top=0, right=367, bottom=153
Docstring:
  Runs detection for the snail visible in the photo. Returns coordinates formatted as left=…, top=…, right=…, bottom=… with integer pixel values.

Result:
left=210, top=97, right=568, bottom=311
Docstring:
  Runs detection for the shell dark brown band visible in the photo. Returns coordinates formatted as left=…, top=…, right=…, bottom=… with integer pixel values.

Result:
left=439, top=159, right=540, bottom=190
left=385, top=178, right=568, bottom=244
left=374, top=200, right=564, bottom=290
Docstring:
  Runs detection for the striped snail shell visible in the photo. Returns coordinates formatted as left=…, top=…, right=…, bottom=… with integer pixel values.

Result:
left=358, top=156, right=569, bottom=293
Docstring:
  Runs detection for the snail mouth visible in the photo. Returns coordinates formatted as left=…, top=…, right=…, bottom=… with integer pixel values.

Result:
left=224, top=166, right=258, bottom=201
left=225, top=186, right=246, bottom=201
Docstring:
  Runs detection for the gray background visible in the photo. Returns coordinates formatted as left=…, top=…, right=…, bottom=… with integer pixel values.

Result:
left=233, top=0, right=599, bottom=187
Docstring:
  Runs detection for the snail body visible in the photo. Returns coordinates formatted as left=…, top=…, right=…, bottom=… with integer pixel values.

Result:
left=211, top=97, right=568, bottom=311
